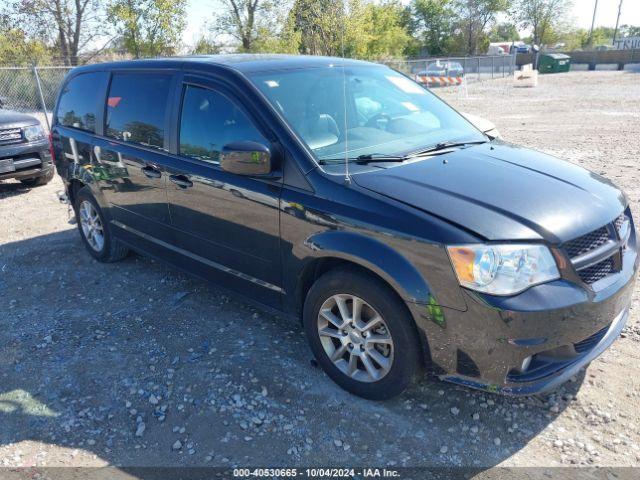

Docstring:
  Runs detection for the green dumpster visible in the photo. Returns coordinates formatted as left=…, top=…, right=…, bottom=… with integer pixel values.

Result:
left=538, top=53, right=571, bottom=74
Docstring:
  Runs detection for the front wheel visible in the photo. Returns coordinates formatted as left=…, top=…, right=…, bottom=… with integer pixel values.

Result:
left=303, top=268, right=421, bottom=400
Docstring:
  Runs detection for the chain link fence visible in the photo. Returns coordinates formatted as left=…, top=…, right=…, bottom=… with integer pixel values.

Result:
left=382, top=54, right=517, bottom=83
left=0, top=66, right=72, bottom=131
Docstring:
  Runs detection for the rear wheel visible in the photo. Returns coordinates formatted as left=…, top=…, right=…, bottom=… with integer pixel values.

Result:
left=75, top=186, right=129, bottom=262
left=303, top=267, right=421, bottom=400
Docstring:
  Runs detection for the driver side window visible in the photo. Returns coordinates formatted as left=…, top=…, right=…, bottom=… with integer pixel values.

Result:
left=179, top=85, right=267, bottom=163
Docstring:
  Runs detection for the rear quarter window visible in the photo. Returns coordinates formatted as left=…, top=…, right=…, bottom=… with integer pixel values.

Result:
left=105, top=73, right=172, bottom=150
left=56, top=72, right=106, bottom=132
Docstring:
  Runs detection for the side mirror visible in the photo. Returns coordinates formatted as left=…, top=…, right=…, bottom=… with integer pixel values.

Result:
left=220, top=141, right=271, bottom=176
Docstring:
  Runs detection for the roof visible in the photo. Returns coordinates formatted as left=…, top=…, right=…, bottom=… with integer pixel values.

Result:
left=71, top=54, right=381, bottom=76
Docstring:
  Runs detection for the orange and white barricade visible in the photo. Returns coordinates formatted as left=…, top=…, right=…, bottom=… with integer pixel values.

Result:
left=415, top=75, right=464, bottom=87
left=415, top=74, right=468, bottom=99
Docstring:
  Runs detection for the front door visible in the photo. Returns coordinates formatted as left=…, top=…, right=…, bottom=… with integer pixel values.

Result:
left=165, top=79, right=283, bottom=306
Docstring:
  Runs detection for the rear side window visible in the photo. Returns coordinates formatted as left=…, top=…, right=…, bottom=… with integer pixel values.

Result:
left=56, top=72, right=106, bottom=132
left=179, top=85, right=267, bottom=163
left=106, top=73, right=171, bottom=150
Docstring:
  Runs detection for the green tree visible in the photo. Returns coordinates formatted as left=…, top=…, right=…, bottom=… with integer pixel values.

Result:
left=280, top=0, right=410, bottom=58
left=451, top=0, right=510, bottom=55
left=555, top=26, right=617, bottom=51
left=510, top=0, right=572, bottom=47
left=345, top=1, right=412, bottom=59
left=619, top=25, right=640, bottom=38
left=561, top=29, right=587, bottom=50
left=409, top=0, right=455, bottom=56
left=213, top=0, right=279, bottom=52
left=108, top=0, right=187, bottom=58
left=286, top=0, right=344, bottom=56
left=588, top=27, right=613, bottom=47
left=5, top=0, right=105, bottom=65
left=191, top=35, right=222, bottom=54
left=489, top=22, right=519, bottom=41
left=0, top=27, right=53, bottom=66
left=251, top=24, right=301, bottom=54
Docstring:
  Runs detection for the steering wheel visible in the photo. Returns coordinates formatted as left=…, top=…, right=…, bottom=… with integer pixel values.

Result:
left=365, top=112, right=392, bottom=130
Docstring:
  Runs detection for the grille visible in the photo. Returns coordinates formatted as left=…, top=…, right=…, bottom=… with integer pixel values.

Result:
left=574, top=323, right=611, bottom=353
left=0, top=127, right=23, bottom=145
left=563, top=226, right=610, bottom=258
left=562, top=212, right=629, bottom=285
left=614, top=213, right=626, bottom=232
left=577, top=257, right=615, bottom=284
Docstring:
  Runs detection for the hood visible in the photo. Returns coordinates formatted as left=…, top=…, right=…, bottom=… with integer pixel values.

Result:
left=353, top=142, right=626, bottom=243
left=0, top=110, right=40, bottom=128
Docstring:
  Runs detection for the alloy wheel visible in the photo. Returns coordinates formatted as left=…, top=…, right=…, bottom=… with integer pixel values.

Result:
left=79, top=200, right=105, bottom=252
left=317, top=294, right=394, bottom=383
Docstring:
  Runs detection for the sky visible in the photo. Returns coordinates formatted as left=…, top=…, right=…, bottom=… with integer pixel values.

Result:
left=182, top=0, right=640, bottom=47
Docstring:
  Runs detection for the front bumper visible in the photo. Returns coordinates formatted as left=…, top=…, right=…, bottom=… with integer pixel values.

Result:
left=0, top=139, right=52, bottom=181
left=443, top=306, right=629, bottom=395
left=409, top=242, right=638, bottom=396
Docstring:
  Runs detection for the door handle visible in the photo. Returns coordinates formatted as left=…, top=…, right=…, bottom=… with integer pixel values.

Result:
left=141, top=165, right=162, bottom=179
left=169, top=174, right=193, bottom=189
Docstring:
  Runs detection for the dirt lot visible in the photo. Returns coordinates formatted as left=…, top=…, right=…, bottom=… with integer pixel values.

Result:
left=1, top=71, right=639, bottom=472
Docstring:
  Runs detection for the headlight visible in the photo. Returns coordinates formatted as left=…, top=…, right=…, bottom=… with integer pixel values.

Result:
left=447, top=244, right=559, bottom=295
left=23, top=124, right=45, bottom=142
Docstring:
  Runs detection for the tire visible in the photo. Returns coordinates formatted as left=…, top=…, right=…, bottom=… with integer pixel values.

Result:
left=303, top=267, right=421, bottom=400
left=74, top=186, right=129, bottom=262
left=20, top=168, right=54, bottom=187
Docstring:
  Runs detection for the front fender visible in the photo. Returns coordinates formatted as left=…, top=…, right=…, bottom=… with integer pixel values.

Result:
left=302, top=230, right=433, bottom=305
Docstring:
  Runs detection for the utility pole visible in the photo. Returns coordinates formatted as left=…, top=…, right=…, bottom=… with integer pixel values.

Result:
left=612, top=0, right=623, bottom=46
left=588, top=0, right=599, bottom=47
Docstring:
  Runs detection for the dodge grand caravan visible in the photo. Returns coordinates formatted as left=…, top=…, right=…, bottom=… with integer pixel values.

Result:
left=52, top=55, right=637, bottom=399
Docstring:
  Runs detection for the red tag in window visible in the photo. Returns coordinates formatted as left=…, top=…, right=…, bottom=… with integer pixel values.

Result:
left=107, top=96, right=122, bottom=108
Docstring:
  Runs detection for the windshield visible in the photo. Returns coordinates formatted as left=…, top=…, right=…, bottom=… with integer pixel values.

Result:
left=249, top=65, right=485, bottom=164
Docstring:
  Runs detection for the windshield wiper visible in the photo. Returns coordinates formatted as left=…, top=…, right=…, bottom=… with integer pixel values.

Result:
left=355, top=153, right=407, bottom=164
left=318, top=153, right=407, bottom=165
left=318, top=141, right=488, bottom=166
left=406, top=140, right=488, bottom=158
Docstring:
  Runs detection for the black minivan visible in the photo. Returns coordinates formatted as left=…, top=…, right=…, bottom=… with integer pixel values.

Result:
left=53, top=55, right=637, bottom=399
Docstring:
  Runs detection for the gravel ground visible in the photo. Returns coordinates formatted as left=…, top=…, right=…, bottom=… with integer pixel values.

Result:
left=1, top=71, right=639, bottom=471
